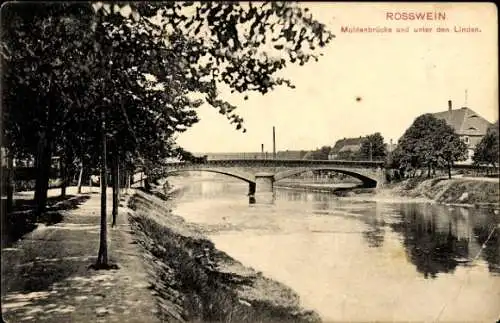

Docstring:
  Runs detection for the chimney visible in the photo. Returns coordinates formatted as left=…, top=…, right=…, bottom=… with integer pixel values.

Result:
left=448, top=100, right=452, bottom=112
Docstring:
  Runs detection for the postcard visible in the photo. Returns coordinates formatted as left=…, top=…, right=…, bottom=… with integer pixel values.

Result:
left=1, top=2, right=498, bottom=323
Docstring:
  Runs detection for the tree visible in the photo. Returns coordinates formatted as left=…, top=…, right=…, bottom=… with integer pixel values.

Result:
left=434, top=124, right=467, bottom=179
left=2, top=2, right=334, bottom=269
left=359, top=132, right=386, bottom=161
left=473, top=122, right=499, bottom=168
left=396, top=114, right=466, bottom=178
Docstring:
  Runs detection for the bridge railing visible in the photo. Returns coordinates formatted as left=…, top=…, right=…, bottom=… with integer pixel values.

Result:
left=162, top=159, right=385, bottom=168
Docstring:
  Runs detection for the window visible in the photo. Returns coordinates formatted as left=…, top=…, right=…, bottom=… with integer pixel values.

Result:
left=467, top=127, right=477, bottom=131
left=462, top=136, right=469, bottom=144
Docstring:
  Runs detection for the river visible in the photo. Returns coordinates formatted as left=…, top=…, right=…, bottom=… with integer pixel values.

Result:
left=166, top=174, right=500, bottom=322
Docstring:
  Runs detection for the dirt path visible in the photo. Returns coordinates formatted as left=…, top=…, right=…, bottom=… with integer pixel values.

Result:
left=1, top=188, right=160, bottom=323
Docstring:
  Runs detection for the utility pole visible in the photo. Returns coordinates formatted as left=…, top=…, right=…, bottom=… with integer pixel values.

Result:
left=261, top=144, right=264, bottom=159
left=272, top=126, right=276, bottom=160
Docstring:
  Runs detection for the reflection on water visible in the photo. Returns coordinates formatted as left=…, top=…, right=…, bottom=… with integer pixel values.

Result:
left=167, top=176, right=500, bottom=321
left=391, top=204, right=484, bottom=279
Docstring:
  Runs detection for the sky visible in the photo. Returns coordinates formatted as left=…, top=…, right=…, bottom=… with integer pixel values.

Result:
left=176, top=2, right=498, bottom=153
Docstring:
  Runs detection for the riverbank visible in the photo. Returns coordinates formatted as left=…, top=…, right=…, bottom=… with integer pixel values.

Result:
left=275, top=176, right=499, bottom=208
left=383, top=176, right=499, bottom=208
left=127, top=190, right=321, bottom=322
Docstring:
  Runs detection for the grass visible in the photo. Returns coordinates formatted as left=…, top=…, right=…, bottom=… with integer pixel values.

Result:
left=436, top=180, right=499, bottom=205
left=389, top=176, right=499, bottom=207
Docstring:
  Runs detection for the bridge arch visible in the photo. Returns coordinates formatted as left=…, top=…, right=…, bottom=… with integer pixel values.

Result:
left=274, top=167, right=378, bottom=188
left=161, top=168, right=256, bottom=184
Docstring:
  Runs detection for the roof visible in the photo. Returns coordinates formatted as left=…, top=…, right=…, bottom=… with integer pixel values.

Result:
left=331, top=137, right=365, bottom=153
left=339, top=144, right=361, bottom=153
left=432, top=107, right=492, bottom=136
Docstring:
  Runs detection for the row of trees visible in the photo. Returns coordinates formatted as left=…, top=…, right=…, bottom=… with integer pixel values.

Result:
left=2, top=2, right=333, bottom=267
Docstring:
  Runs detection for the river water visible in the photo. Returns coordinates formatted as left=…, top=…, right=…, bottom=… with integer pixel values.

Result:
left=166, top=174, right=500, bottom=322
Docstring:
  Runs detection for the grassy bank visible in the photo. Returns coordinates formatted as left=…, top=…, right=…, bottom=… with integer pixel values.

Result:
left=275, top=177, right=498, bottom=207
left=386, top=177, right=499, bottom=208
left=127, top=191, right=321, bottom=323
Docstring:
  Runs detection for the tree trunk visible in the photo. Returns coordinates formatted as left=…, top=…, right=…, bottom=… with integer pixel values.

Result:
left=144, top=168, right=151, bottom=192
left=35, top=86, right=56, bottom=218
left=119, top=169, right=124, bottom=195
left=111, top=154, right=119, bottom=227
left=34, top=137, right=44, bottom=211
left=6, top=154, right=14, bottom=214
left=77, top=161, right=84, bottom=194
left=448, top=161, right=452, bottom=179
left=117, top=162, right=120, bottom=193
left=427, top=165, right=431, bottom=178
left=60, top=155, right=66, bottom=198
left=34, top=140, right=52, bottom=219
left=119, top=168, right=125, bottom=194
left=96, top=110, right=108, bottom=266
left=127, top=171, right=131, bottom=194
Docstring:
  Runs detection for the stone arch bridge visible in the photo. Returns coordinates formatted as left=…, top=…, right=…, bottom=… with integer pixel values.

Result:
left=145, top=159, right=386, bottom=196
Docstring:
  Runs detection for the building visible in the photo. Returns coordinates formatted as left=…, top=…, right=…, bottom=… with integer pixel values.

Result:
left=276, top=150, right=308, bottom=160
left=194, top=152, right=261, bottom=160
left=432, top=100, right=492, bottom=163
left=328, top=137, right=365, bottom=160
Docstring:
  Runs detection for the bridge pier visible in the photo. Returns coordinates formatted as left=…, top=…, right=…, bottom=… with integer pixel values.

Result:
left=375, top=167, right=386, bottom=189
left=248, top=182, right=256, bottom=196
left=255, top=172, right=274, bottom=193
left=254, top=173, right=275, bottom=204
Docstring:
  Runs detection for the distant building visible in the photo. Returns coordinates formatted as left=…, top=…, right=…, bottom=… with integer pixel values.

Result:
left=277, top=150, right=308, bottom=160
left=432, top=100, right=492, bottom=163
left=302, top=151, right=315, bottom=160
left=328, top=137, right=365, bottom=160
left=195, top=152, right=261, bottom=160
